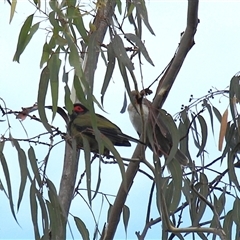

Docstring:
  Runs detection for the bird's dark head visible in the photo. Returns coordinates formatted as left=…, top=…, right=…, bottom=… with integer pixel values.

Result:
left=72, top=103, right=88, bottom=115
left=130, top=90, right=143, bottom=105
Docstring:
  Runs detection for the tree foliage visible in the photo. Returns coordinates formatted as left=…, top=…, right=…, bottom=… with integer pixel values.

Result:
left=1, top=0, right=240, bottom=240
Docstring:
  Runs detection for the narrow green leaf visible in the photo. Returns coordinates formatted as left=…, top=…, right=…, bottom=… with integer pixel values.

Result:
left=203, top=100, right=214, bottom=135
left=167, top=159, right=182, bottom=212
left=74, top=216, right=90, bottom=240
left=73, top=10, right=88, bottom=43
left=232, top=197, right=240, bottom=225
left=159, top=110, right=179, bottom=165
left=46, top=179, right=65, bottom=239
left=223, top=210, right=233, bottom=240
left=178, top=112, right=191, bottom=162
left=191, top=113, right=201, bottom=151
left=82, top=136, right=91, bottom=206
left=28, top=147, right=42, bottom=188
left=125, top=33, right=154, bottom=66
left=228, top=151, right=240, bottom=191
left=49, top=11, right=61, bottom=32
left=116, top=0, right=122, bottom=14
left=212, top=106, right=222, bottom=123
left=117, top=60, right=132, bottom=106
left=123, top=205, right=130, bottom=235
left=112, top=34, right=134, bottom=72
left=182, top=178, right=191, bottom=203
left=46, top=200, right=58, bottom=239
left=11, top=139, right=28, bottom=211
left=48, top=49, right=61, bottom=121
left=35, top=187, right=49, bottom=238
left=192, top=173, right=208, bottom=226
left=37, top=66, right=52, bottom=132
left=13, top=14, right=33, bottom=62
left=9, top=0, right=17, bottom=23
left=65, top=33, right=84, bottom=80
left=64, top=83, right=73, bottom=114
left=30, top=181, right=40, bottom=240
left=73, top=75, right=87, bottom=104
left=0, top=152, right=18, bottom=223
left=132, top=0, right=155, bottom=35
left=196, top=115, right=208, bottom=157
left=40, top=42, right=50, bottom=68
left=101, top=43, right=116, bottom=105
left=13, top=16, right=40, bottom=62
left=229, top=75, right=240, bottom=126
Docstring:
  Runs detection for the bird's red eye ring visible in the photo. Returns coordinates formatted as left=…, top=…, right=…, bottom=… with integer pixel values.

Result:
left=74, top=105, right=84, bottom=112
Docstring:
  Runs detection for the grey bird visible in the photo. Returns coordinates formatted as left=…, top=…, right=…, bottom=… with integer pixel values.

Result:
left=127, top=90, right=189, bottom=166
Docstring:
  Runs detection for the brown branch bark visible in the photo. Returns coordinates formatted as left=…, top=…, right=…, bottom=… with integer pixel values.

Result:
left=154, top=0, right=199, bottom=109
left=104, top=1, right=199, bottom=239
left=56, top=1, right=117, bottom=240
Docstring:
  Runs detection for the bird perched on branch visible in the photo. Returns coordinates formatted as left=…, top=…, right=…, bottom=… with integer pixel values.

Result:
left=127, top=90, right=189, bottom=166
left=69, top=103, right=141, bottom=155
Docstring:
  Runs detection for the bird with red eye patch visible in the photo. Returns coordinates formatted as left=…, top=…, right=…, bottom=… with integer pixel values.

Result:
left=68, top=103, right=142, bottom=155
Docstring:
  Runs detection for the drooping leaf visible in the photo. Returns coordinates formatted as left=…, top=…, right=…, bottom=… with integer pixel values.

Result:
left=120, top=91, right=128, bottom=114
left=159, top=109, right=179, bottom=165
left=48, top=49, right=61, bottom=121
left=232, top=197, right=240, bottom=225
left=73, top=9, right=88, bottom=43
left=125, top=33, right=154, bottom=66
left=30, top=181, right=40, bottom=240
left=9, top=0, right=17, bottom=23
left=218, top=108, right=228, bottom=151
left=40, top=42, right=51, bottom=68
left=37, top=66, right=52, bottom=132
left=46, top=179, right=65, bottom=239
left=123, top=205, right=130, bottom=236
left=74, top=216, right=90, bottom=240
left=28, top=146, right=42, bottom=188
left=117, top=59, right=133, bottom=108
left=112, top=34, right=134, bottom=72
left=179, top=111, right=191, bottom=162
left=116, top=0, right=122, bottom=14
left=82, top=136, right=91, bottom=206
left=212, top=106, right=222, bottom=123
left=11, top=139, right=28, bottom=211
left=0, top=151, right=18, bottom=223
left=203, top=99, right=214, bottom=135
left=229, top=75, right=240, bottom=126
left=64, top=83, right=73, bottom=114
left=13, top=14, right=40, bottom=62
left=101, top=43, right=116, bottom=105
left=167, top=159, right=182, bottom=213
left=196, top=115, right=208, bottom=157
left=65, top=32, right=84, bottom=82
left=228, top=151, right=240, bottom=191
left=192, top=173, right=209, bottom=226
left=132, top=0, right=155, bottom=35
left=223, top=210, right=233, bottom=240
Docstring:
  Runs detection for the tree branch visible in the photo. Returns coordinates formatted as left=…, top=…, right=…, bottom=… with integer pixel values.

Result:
left=153, top=0, right=199, bottom=109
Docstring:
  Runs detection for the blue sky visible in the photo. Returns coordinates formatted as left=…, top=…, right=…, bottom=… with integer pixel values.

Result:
left=0, top=1, right=240, bottom=239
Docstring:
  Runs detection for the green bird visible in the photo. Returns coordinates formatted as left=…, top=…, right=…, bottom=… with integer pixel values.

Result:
left=69, top=103, right=140, bottom=155
left=127, top=90, right=189, bottom=166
